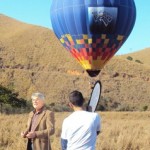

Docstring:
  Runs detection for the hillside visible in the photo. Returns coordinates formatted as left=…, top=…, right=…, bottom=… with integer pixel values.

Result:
left=0, top=14, right=150, bottom=110
left=117, top=48, right=150, bottom=66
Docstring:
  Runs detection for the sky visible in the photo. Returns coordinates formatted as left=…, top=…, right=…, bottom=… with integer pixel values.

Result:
left=0, top=0, right=150, bottom=55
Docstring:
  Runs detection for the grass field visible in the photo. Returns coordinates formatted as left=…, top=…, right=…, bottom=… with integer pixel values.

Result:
left=0, top=111, right=150, bottom=150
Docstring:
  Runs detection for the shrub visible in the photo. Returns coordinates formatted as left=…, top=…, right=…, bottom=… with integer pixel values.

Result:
left=135, top=59, right=143, bottom=64
left=126, top=56, right=133, bottom=61
left=143, top=105, right=148, bottom=111
left=0, top=85, right=30, bottom=114
left=116, top=104, right=134, bottom=111
left=0, top=85, right=26, bottom=108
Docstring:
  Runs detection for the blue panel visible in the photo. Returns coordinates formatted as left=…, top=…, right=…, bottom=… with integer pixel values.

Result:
left=51, top=0, right=57, bottom=10
left=129, top=0, right=136, bottom=6
left=85, top=0, right=97, bottom=6
left=97, top=0, right=105, bottom=5
left=119, top=0, right=128, bottom=6
left=108, top=0, right=120, bottom=6
left=124, top=7, right=136, bottom=36
left=63, top=6, right=78, bottom=35
left=73, top=5, right=87, bottom=34
left=63, top=0, right=73, bottom=7
left=56, top=1, right=69, bottom=34
left=116, top=6, right=129, bottom=35
left=50, top=1, right=63, bottom=38
left=73, top=0, right=85, bottom=5
left=57, top=0, right=63, bottom=9
left=102, top=0, right=113, bottom=6
left=51, top=13, right=62, bottom=38
left=72, top=0, right=86, bottom=35
left=128, top=0, right=133, bottom=6
left=57, top=9, right=67, bottom=35
left=95, top=0, right=116, bottom=6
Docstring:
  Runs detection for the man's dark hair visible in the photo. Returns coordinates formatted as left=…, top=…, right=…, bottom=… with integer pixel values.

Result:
left=69, top=90, right=84, bottom=107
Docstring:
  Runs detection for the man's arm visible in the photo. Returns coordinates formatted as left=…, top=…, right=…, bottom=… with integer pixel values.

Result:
left=96, top=114, right=101, bottom=136
left=21, top=111, right=33, bottom=138
left=61, top=138, right=68, bottom=150
left=61, top=119, right=68, bottom=150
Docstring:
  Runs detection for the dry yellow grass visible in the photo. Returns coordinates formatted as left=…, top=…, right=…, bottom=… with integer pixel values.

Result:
left=0, top=111, right=150, bottom=150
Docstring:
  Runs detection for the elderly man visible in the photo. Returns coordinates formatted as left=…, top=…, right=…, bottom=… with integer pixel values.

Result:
left=21, top=92, right=55, bottom=150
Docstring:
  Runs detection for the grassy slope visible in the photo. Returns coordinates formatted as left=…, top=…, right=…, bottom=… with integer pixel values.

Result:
left=0, top=14, right=150, bottom=110
left=118, top=48, right=150, bottom=66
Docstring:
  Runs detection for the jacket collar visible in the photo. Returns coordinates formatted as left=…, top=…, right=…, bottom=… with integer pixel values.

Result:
left=29, top=107, right=47, bottom=131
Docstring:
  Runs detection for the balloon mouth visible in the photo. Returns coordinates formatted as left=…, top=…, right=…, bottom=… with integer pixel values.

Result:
left=86, top=70, right=101, bottom=77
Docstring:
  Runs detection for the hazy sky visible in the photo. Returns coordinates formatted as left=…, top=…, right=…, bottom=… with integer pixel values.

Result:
left=0, top=0, right=150, bottom=55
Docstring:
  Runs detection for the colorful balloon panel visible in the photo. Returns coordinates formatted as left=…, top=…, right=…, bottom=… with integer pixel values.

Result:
left=50, top=0, right=136, bottom=77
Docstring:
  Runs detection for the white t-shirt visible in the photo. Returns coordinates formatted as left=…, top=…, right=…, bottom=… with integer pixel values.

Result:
left=61, top=111, right=101, bottom=150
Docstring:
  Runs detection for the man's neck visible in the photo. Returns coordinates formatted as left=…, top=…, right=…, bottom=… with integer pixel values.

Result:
left=73, top=106, right=84, bottom=111
left=35, top=106, right=44, bottom=113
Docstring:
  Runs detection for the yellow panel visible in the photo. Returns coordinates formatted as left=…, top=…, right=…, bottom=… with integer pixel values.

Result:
left=76, top=39, right=82, bottom=44
left=60, top=38, right=65, bottom=43
left=78, top=58, right=107, bottom=70
left=101, top=34, right=106, bottom=39
left=83, top=34, right=88, bottom=39
left=88, top=39, right=92, bottom=44
left=117, top=35, right=124, bottom=41
left=104, top=39, right=109, bottom=44
left=66, top=34, right=73, bottom=42
left=90, top=58, right=106, bottom=70
left=80, top=60, right=92, bottom=70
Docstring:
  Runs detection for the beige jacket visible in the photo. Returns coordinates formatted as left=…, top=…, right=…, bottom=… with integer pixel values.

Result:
left=26, top=109, right=55, bottom=150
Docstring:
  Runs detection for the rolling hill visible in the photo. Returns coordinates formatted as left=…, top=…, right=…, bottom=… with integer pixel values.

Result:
left=0, top=14, right=150, bottom=110
left=118, top=48, right=150, bottom=66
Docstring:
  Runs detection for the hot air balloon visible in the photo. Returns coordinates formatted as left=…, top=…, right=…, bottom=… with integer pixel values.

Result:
left=50, top=0, right=136, bottom=77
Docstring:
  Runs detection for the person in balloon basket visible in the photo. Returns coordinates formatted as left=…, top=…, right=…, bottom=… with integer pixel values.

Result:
left=21, top=92, right=55, bottom=150
left=61, top=90, right=101, bottom=150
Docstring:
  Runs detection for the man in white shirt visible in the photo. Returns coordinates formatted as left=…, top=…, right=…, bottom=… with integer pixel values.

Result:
left=61, top=90, right=101, bottom=150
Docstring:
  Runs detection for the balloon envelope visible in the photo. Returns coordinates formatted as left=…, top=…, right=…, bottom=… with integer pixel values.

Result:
left=50, top=0, right=136, bottom=77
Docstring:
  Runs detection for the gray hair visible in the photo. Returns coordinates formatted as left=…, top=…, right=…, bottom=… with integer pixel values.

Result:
left=31, top=92, right=45, bottom=100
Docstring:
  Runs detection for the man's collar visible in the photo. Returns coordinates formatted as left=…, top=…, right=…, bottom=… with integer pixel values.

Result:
left=33, top=106, right=45, bottom=114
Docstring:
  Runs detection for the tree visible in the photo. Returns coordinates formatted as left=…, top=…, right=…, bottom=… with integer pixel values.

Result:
left=0, top=85, right=26, bottom=108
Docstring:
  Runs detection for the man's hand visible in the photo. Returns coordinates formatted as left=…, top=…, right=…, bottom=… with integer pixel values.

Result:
left=21, top=131, right=28, bottom=138
left=26, top=131, right=36, bottom=139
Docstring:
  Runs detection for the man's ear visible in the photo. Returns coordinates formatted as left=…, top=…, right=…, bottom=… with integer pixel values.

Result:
left=69, top=102, right=74, bottom=109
